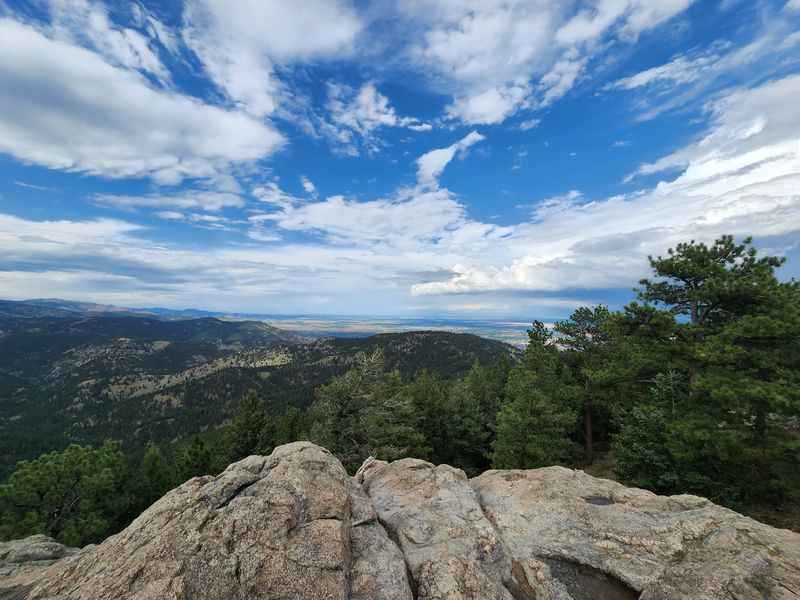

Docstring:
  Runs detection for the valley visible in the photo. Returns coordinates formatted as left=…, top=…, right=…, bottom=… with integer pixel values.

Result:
left=0, top=300, right=517, bottom=476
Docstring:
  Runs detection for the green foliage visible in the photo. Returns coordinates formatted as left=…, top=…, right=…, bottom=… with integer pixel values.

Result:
left=493, top=322, right=580, bottom=469
left=0, top=442, right=129, bottom=546
left=613, top=372, right=684, bottom=492
left=398, top=370, right=450, bottom=463
left=1, top=234, right=798, bottom=542
left=0, top=323, right=512, bottom=479
left=273, top=405, right=306, bottom=447
left=176, top=436, right=215, bottom=482
left=134, top=443, right=175, bottom=514
left=227, top=391, right=274, bottom=462
left=555, top=306, right=612, bottom=463
left=614, top=236, right=800, bottom=507
left=639, top=235, right=784, bottom=327
left=309, top=350, right=425, bottom=472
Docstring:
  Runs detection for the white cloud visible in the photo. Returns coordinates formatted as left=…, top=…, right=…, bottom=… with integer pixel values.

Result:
left=94, top=191, right=244, bottom=211
left=130, top=3, right=180, bottom=56
left=537, top=52, right=588, bottom=107
left=155, top=211, right=185, bottom=220
left=413, top=74, right=800, bottom=295
left=788, top=0, right=800, bottom=11
left=416, top=131, right=485, bottom=186
left=300, top=176, right=317, bottom=195
left=13, top=180, right=54, bottom=192
left=607, top=15, right=800, bottom=121
left=556, top=0, right=694, bottom=45
left=0, top=18, right=284, bottom=184
left=183, top=0, right=362, bottom=117
left=46, top=0, right=170, bottom=82
left=519, top=118, right=541, bottom=131
left=323, top=82, right=431, bottom=153
left=4, top=77, right=797, bottom=313
left=608, top=51, right=722, bottom=91
left=252, top=182, right=303, bottom=209
left=259, top=189, right=467, bottom=247
left=400, top=0, right=695, bottom=124
left=445, top=84, right=531, bottom=125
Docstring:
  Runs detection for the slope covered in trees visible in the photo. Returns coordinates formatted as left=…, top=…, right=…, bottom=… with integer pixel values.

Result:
left=1, top=236, right=798, bottom=546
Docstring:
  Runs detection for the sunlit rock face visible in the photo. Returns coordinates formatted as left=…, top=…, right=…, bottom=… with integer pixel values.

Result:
left=3, top=442, right=799, bottom=600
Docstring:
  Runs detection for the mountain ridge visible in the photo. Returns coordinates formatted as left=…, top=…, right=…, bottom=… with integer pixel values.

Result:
left=0, top=310, right=516, bottom=476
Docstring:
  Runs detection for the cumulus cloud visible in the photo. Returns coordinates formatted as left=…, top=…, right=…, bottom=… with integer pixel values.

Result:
left=416, top=131, right=485, bottom=186
left=4, top=75, right=798, bottom=314
left=556, top=0, right=694, bottom=45
left=2, top=0, right=796, bottom=317
left=183, top=0, right=362, bottom=117
left=255, top=190, right=462, bottom=247
left=0, top=18, right=284, bottom=184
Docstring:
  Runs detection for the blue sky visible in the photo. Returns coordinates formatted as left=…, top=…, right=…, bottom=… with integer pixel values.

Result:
left=1, top=0, right=799, bottom=318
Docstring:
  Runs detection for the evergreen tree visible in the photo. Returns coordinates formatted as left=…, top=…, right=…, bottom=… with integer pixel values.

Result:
left=176, top=436, right=214, bottom=482
left=0, top=442, right=128, bottom=546
left=227, top=391, right=273, bottom=462
left=445, top=377, right=492, bottom=474
left=555, top=306, right=612, bottom=464
left=613, top=372, right=685, bottom=493
left=309, top=350, right=424, bottom=472
left=399, top=370, right=450, bottom=464
left=691, top=281, right=800, bottom=503
left=136, top=443, right=175, bottom=513
left=493, top=322, right=580, bottom=469
left=273, top=405, right=305, bottom=446
left=614, top=236, right=800, bottom=505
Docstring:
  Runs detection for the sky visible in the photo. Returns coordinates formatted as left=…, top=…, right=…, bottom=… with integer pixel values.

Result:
left=1, top=0, right=799, bottom=319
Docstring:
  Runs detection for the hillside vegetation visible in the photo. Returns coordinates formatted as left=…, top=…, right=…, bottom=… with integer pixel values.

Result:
left=0, top=313, right=515, bottom=477
left=0, top=235, right=798, bottom=547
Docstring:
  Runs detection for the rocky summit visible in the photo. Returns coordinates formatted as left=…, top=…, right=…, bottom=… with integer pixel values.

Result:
left=2, top=442, right=798, bottom=600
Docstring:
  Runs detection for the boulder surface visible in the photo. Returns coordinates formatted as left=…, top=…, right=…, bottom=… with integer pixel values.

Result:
left=1, top=442, right=798, bottom=600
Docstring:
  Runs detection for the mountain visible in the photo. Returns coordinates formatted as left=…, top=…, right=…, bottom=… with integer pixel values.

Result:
left=0, top=310, right=516, bottom=476
left=4, top=442, right=799, bottom=600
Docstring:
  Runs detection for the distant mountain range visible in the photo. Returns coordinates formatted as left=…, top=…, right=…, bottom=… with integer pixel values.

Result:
left=0, top=298, right=223, bottom=320
left=0, top=298, right=533, bottom=345
left=0, top=299, right=518, bottom=476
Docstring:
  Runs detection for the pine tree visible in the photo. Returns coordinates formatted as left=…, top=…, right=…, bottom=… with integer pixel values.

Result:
left=555, top=306, right=612, bottom=464
left=137, top=443, right=174, bottom=512
left=309, top=349, right=425, bottom=472
left=227, top=391, right=273, bottom=462
left=614, top=236, right=800, bottom=505
left=0, top=441, right=129, bottom=546
left=176, top=436, right=214, bottom=482
left=493, top=322, right=580, bottom=469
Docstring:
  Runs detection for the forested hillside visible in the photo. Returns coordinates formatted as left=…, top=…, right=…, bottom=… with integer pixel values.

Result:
left=1, top=236, right=798, bottom=548
left=0, top=312, right=515, bottom=476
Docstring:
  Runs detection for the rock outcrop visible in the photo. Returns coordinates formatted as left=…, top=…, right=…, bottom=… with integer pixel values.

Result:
left=2, top=442, right=798, bottom=600
left=0, top=534, right=85, bottom=600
